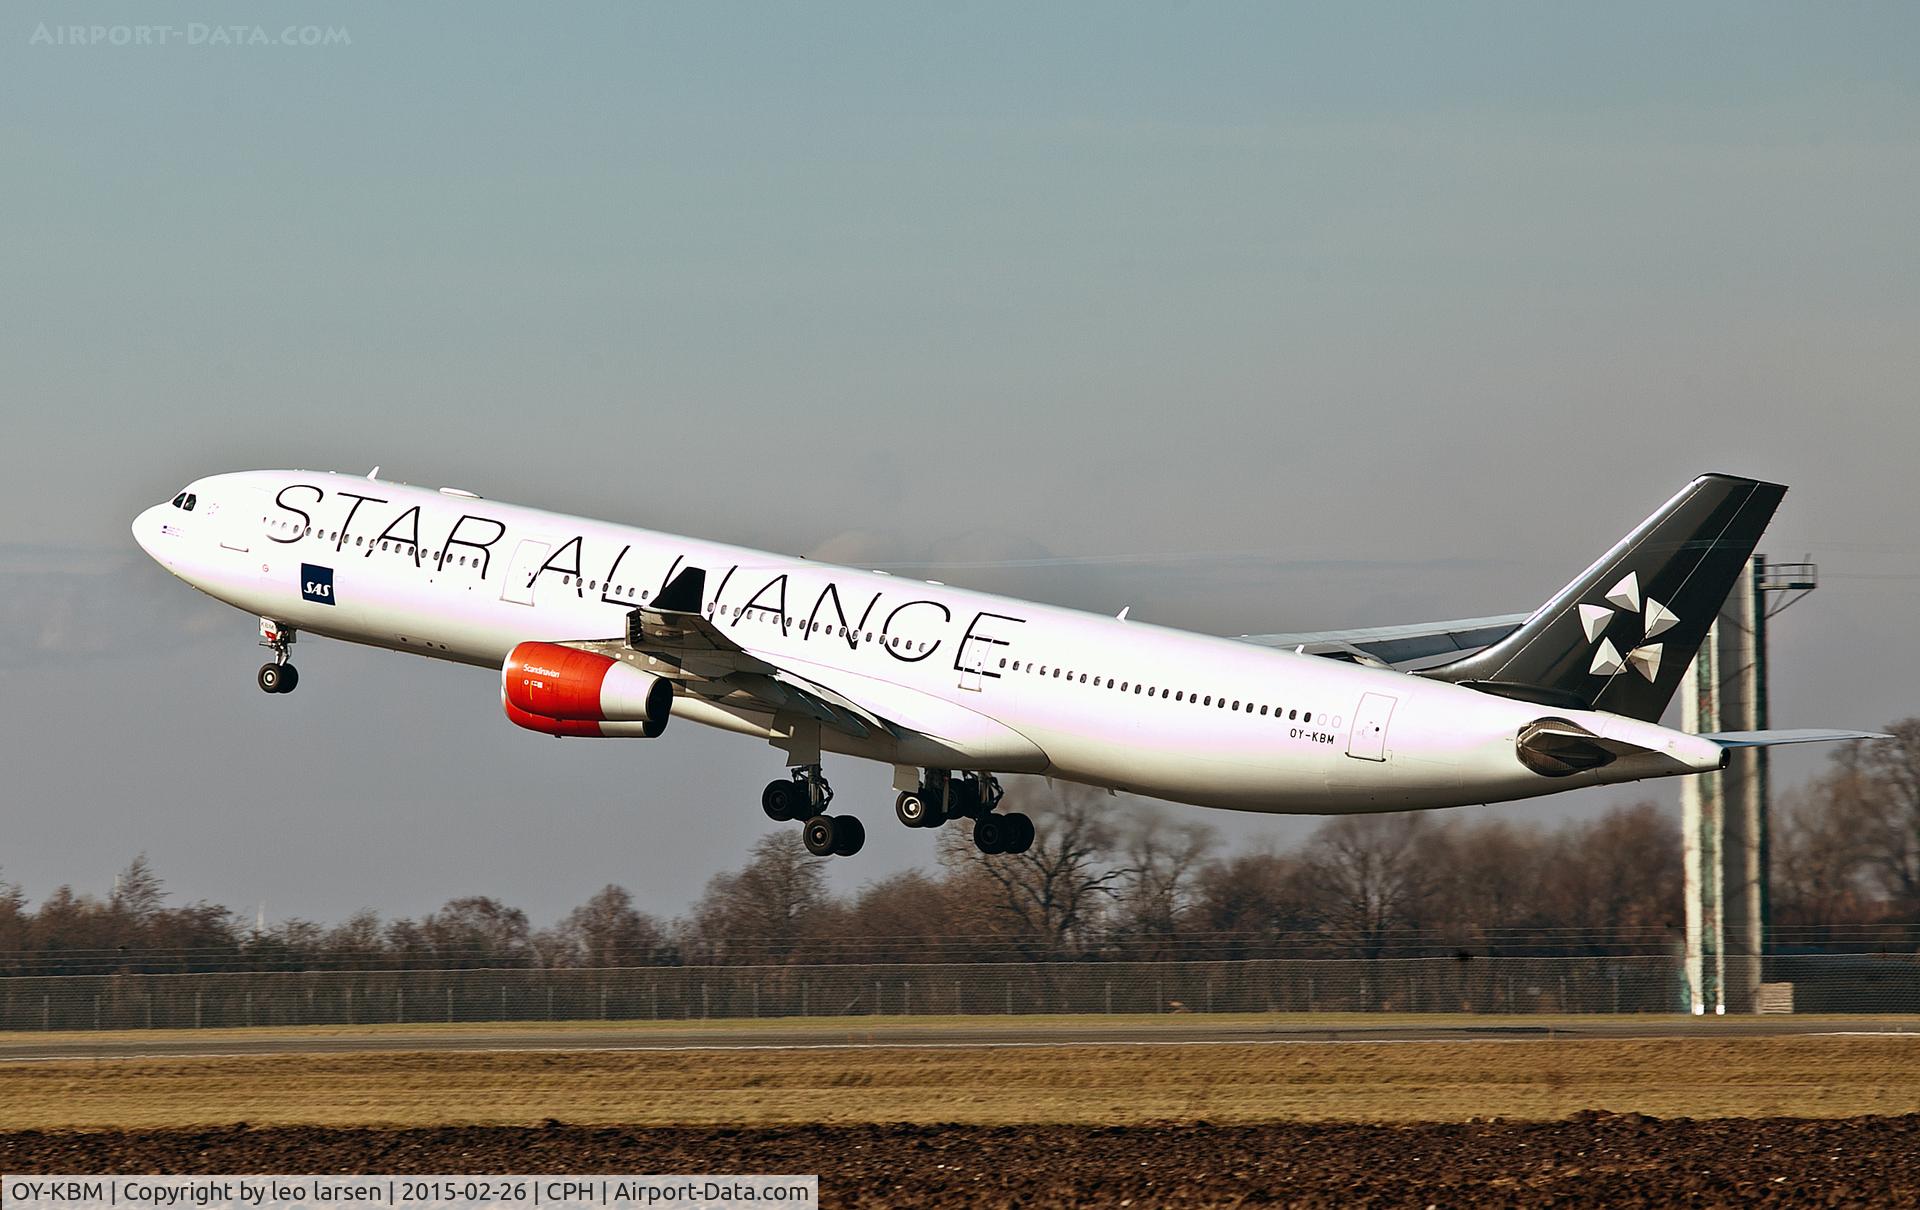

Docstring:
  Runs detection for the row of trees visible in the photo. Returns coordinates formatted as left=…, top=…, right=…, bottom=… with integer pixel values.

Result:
left=3, top=722, right=1915, bottom=976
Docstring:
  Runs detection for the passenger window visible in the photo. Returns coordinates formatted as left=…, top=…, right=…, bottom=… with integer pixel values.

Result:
left=1260, top=705, right=1269, bottom=715
left=1303, top=712, right=1313, bottom=723
left=1289, top=709, right=1297, bottom=720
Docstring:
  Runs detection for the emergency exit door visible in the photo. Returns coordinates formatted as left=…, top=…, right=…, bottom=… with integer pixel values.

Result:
left=1347, top=692, right=1397, bottom=761
left=499, top=539, right=549, bottom=605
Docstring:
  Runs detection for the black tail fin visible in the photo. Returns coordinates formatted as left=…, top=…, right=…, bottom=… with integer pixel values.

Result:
left=1419, top=474, right=1786, bottom=722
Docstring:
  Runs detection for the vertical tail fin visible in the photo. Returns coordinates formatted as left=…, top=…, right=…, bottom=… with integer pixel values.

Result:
left=1420, top=474, right=1786, bottom=722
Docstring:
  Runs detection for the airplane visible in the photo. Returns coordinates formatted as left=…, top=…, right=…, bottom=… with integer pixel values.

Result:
left=131, top=470, right=1882, bottom=858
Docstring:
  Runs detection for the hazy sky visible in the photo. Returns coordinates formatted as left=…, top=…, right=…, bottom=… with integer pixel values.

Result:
left=3, top=3, right=1916, bottom=927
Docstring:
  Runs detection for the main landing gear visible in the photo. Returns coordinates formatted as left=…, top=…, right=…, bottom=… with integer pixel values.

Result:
left=257, top=618, right=300, bottom=695
left=896, top=771, right=1033, bottom=855
left=761, top=764, right=864, bottom=857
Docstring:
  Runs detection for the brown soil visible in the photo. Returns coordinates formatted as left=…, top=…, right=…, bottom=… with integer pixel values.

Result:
left=4, top=1116, right=1918, bottom=1207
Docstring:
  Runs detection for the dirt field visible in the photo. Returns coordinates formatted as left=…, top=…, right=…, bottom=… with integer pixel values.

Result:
left=5, top=1031, right=1917, bottom=1204
left=5, top=1117, right=1920, bottom=1207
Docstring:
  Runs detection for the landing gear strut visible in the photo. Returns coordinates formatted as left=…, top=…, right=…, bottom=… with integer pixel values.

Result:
left=257, top=618, right=299, bottom=694
left=762, top=765, right=864, bottom=858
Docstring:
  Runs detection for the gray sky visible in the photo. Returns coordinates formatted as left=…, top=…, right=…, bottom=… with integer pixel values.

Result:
left=3, top=3, right=1917, bottom=927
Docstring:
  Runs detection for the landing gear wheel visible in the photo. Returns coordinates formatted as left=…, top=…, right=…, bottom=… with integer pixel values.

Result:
left=1004, top=812, right=1035, bottom=854
left=763, top=779, right=805, bottom=822
left=830, top=815, right=866, bottom=857
left=896, top=791, right=937, bottom=829
left=972, top=814, right=1009, bottom=854
left=257, top=663, right=287, bottom=694
left=802, top=815, right=838, bottom=857
left=276, top=664, right=299, bottom=694
left=947, top=778, right=981, bottom=820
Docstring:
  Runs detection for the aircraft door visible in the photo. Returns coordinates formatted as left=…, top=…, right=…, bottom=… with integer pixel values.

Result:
left=1347, top=692, right=1397, bottom=761
left=499, top=539, right=549, bottom=605
left=214, top=488, right=266, bottom=553
left=957, top=628, right=1004, bottom=692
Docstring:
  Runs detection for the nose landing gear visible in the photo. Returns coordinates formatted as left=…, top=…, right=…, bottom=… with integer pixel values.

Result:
left=257, top=618, right=299, bottom=694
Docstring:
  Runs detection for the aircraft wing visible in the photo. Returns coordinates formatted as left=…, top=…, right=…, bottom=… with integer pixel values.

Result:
left=554, top=565, right=902, bottom=742
left=1237, top=613, right=1532, bottom=668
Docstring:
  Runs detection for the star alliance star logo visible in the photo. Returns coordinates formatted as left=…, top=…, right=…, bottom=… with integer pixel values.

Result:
left=1580, top=571, right=1679, bottom=681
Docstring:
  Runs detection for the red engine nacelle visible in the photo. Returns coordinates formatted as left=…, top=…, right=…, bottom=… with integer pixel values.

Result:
left=501, top=641, right=672, bottom=738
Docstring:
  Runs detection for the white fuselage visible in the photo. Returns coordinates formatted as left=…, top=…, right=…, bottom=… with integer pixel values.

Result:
left=132, top=470, right=1725, bottom=815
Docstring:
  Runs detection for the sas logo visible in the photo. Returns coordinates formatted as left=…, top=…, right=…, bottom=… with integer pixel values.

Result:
left=301, top=563, right=335, bottom=605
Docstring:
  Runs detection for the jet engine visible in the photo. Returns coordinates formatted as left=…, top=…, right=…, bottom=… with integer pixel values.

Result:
left=501, top=641, right=672, bottom=738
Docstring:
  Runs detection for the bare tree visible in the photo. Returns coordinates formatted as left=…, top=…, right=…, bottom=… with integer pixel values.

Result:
left=1772, top=773, right=1876, bottom=936
left=0, top=873, right=26, bottom=974
left=541, top=884, right=667, bottom=967
left=1847, top=720, right=1920, bottom=917
left=110, top=853, right=166, bottom=923
left=1190, top=848, right=1316, bottom=958
left=1537, top=801, right=1680, bottom=953
left=1302, top=813, right=1433, bottom=958
left=1112, top=806, right=1217, bottom=957
left=938, top=782, right=1124, bottom=958
left=407, top=896, right=534, bottom=967
left=841, top=869, right=963, bottom=963
left=687, top=832, right=831, bottom=963
left=1426, top=818, right=1548, bottom=952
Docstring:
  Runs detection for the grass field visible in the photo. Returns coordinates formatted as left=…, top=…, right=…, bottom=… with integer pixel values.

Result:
left=2, top=1021, right=1917, bottom=1130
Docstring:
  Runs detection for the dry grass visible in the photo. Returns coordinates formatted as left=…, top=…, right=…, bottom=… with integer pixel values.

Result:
left=3, top=1035, right=1916, bottom=1131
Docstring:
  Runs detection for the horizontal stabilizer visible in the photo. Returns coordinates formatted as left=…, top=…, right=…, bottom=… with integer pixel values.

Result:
left=1240, top=614, right=1529, bottom=667
left=1702, top=729, right=1890, bottom=748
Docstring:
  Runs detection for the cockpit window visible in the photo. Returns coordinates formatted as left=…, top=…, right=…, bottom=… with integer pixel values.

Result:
left=183, top=493, right=197, bottom=511
left=172, top=493, right=186, bottom=508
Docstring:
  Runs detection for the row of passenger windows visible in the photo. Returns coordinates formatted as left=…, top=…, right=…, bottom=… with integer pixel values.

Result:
left=260, top=515, right=1307, bottom=718
left=714, top=606, right=934, bottom=651
left=262, top=517, right=535, bottom=578
left=997, top=657, right=1315, bottom=721
left=558, top=574, right=649, bottom=599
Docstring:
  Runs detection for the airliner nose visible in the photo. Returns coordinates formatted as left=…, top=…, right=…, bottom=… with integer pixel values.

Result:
left=131, top=503, right=165, bottom=562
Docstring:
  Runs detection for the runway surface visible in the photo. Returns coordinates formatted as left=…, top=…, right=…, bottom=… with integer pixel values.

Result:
left=4, top=1013, right=1915, bottom=1062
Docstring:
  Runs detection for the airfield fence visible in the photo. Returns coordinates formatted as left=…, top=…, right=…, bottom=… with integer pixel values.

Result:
left=1, top=955, right=1914, bottom=1030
